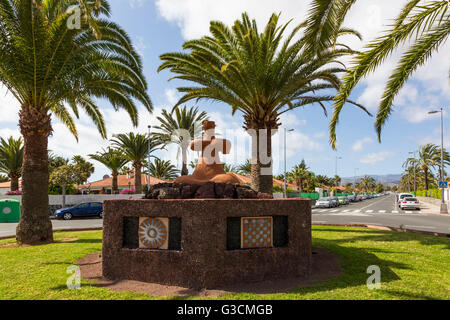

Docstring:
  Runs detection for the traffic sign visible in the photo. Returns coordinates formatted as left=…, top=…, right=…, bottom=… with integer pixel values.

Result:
left=438, top=181, right=448, bottom=189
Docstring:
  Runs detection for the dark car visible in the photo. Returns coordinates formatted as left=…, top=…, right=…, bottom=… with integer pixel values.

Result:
left=54, top=202, right=103, bottom=220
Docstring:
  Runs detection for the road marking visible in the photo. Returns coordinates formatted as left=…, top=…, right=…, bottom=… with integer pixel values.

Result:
left=342, top=210, right=351, bottom=213
left=392, top=211, right=399, bottom=214
left=366, top=210, right=374, bottom=213
left=405, top=211, right=413, bottom=214
left=359, top=196, right=393, bottom=211
left=378, top=210, right=386, bottom=213
left=353, top=210, right=361, bottom=213
left=330, top=209, right=339, bottom=213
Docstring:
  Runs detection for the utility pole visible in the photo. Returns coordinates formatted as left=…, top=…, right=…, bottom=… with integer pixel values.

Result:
left=428, top=108, right=447, bottom=214
left=147, top=125, right=151, bottom=192
left=408, top=151, right=417, bottom=195
left=283, top=128, right=294, bottom=198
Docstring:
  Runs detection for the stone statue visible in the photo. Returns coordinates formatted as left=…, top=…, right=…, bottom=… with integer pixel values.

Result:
left=174, top=121, right=241, bottom=185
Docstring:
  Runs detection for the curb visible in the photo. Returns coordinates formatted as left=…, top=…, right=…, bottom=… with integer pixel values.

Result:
left=0, top=227, right=102, bottom=241
left=313, top=223, right=450, bottom=238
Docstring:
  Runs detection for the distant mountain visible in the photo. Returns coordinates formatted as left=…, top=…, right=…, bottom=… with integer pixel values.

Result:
left=341, top=174, right=401, bottom=185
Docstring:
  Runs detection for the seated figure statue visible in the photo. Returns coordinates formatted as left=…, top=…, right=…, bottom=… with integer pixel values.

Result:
left=174, top=121, right=242, bottom=185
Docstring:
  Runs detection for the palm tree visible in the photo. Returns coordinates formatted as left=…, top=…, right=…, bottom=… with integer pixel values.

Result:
left=0, top=137, right=23, bottom=191
left=0, top=175, right=8, bottom=183
left=333, top=175, right=341, bottom=187
left=1, top=0, right=152, bottom=244
left=147, top=158, right=180, bottom=180
left=71, top=155, right=95, bottom=185
left=152, top=106, right=208, bottom=176
left=111, top=133, right=161, bottom=194
left=158, top=8, right=368, bottom=193
left=89, top=148, right=129, bottom=194
left=237, top=159, right=252, bottom=176
left=287, top=161, right=310, bottom=193
left=330, top=0, right=450, bottom=148
left=222, top=163, right=238, bottom=173
left=404, top=144, right=450, bottom=190
left=360, top=176, right=376, bottom=192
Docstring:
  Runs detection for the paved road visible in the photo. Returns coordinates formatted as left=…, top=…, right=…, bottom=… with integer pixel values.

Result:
left=1, top=194, right=449, bottom=237
left=0, top=218, right=103, bottom=238
left=312, top=194, right=450, bottom=234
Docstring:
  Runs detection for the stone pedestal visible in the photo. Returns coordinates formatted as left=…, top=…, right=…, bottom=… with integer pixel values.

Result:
left=102, top=199, right=312, bottom=289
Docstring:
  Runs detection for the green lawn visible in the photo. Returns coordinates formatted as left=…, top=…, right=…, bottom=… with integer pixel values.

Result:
left=0, top=226, right=449, bottom=300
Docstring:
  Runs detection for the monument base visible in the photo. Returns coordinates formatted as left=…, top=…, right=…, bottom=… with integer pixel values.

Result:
left=102, top=199, right=312, bottom=289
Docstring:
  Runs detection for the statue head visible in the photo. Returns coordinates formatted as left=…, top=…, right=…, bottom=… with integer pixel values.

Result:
left=203, top=121, right=216, bottom=131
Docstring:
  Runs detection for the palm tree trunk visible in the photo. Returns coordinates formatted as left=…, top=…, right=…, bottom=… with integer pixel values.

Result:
left=181, top=146, right=188, bottom=176
left=10, top=174, right=19, bottom=192
left=424, top=167, right=429, bottom=190
left=250, top=128, right=273, bottom=194
left=112, top=172, right=119, bottom=194
left=134, top=163, right=142, bottom=194
left=16, top=107, right=53, bottom=245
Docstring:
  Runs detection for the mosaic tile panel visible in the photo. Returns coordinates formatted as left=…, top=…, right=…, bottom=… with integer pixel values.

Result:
left=241, top=217, right=273, bottom=249
left=138, top=217, right=169, bottom=249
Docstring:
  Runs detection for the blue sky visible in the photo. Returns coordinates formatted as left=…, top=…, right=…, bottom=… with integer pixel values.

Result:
left=0, top=0, right=449, bottom=182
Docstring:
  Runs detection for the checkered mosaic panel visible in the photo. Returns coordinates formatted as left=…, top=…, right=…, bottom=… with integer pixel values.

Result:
left=241, top=217, right=273, bottom=249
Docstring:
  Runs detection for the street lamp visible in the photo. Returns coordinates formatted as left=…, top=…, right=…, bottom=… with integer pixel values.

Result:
left=335, top=156, right=342, bottom=177
left=408, top=151, right=417, bottom=195
left=428, top=108, right=447, bottom=214
left=283, top=128, right=294, bottom=198
left=147, top=125, right=152, bottom=192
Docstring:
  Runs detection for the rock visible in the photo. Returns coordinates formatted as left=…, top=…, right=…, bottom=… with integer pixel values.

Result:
left=181, top=184, right=201, bottom=199
left=214, top=183, right=236, bottom=198
left=195, top=182, right=216, bottom=199
left=158, top=187, right=181, bottom=199
left=257, top=192, right=273, bottom=199
left=236, top=185, right=258, bottom=199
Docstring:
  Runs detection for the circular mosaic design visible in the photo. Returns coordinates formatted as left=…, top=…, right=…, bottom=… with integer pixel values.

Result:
left=138, top=218, right=168, bottom=249
left=2, top=207, right=11, bottom=215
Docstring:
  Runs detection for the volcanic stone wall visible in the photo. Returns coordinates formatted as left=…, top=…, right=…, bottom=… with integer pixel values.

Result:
left=102, top=198, right=311, bottom=289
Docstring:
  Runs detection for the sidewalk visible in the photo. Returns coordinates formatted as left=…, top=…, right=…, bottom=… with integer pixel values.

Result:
left=419, top=200, right=450, bottom=216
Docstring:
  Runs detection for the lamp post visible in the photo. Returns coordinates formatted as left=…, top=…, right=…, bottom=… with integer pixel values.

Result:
left=335, top=156, right=342, bottom=179
left=147, top=125, right=152, bottom=192
left=428, top=108, right=447, bottom=214
left=408, top=151, right=417, bottom=195
left=283, top=128, right=294, bottom=198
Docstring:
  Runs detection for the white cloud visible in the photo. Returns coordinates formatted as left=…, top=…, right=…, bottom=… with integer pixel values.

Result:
left=352, top=137, right=373, bottom=152
left=128, top=0, right=149, bottom=9
left=360, top=151, right=393, bottom=164
left=165, top=88, right=179, bottom=106
left=0, top=86, right=20, bottom=123
left=134, top=36, right=147, bottom=57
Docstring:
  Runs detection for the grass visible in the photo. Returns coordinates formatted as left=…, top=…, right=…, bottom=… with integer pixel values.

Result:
left=0, top=226, right=449, bottom=300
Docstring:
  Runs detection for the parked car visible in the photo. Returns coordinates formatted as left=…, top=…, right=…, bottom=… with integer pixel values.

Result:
left=338, top=196, right=349, bottom=205
left=329, top=196, right=340, bottom=207
left=347, top=195, right=356, bottom=202
left=55, top=202, right=103, bottom=220
left=361, top=195, right=367, bottom=200
left=400, top=197, right=420, bottom=210
left=356, top=195, right=363, bottom=201
left=315, top=197, right=333, bottom=208
left=397, top=193, right=414, bottom=207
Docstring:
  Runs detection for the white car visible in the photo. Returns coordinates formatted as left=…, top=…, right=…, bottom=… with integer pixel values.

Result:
left=397, top=193, right=414, bottom=207
left=400, top=197, right=420, bottom=210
